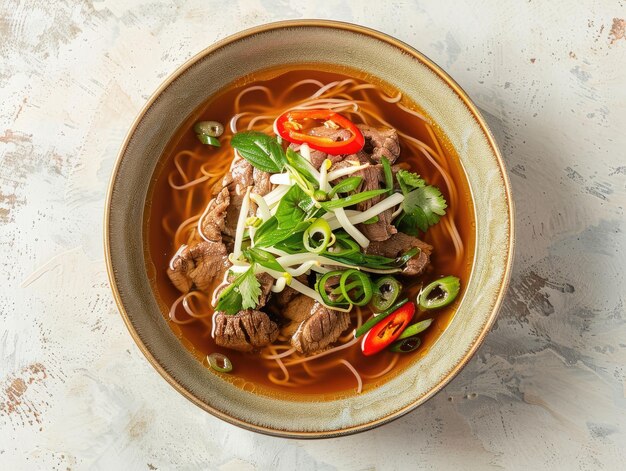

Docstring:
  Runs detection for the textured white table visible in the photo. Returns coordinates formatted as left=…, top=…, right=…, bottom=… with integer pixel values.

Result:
left=1, top=1, right=625, bottom=469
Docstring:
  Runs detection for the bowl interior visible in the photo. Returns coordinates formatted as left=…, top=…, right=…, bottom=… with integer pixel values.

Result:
left=106, top=21, right=513, bottom=437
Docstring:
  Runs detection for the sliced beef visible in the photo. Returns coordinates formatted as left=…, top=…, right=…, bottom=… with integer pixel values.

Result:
left=352, top=164, right=396, bottom=242
left=358, top=124, right=400, bottom=164
left=366, top=232, right=433, bottom=276
left=200, top=187, right=230, bottom=242
left=167, top=240, right=230, bottom=292
left=213, top=309, right=279, bottom=352
left=255, top=272, right=275, bottom=308
left=222, top=157, right=272, bottom=237
left=282, top=295, right=351, bottom=354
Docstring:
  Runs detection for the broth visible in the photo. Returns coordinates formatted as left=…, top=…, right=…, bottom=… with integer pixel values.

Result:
left=144, top=65, right=475, bottom=400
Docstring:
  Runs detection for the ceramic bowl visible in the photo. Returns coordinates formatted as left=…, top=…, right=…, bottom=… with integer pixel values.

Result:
left=105, top=20, right=514, bottom=438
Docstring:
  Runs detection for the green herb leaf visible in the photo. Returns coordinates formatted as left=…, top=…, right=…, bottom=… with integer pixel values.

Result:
left=253, top=216, right=312, bottom=248
left=320, top=189, right=388, bottom=210
left=243, top=247, right=285, bottom=272
left=396, top=170, right=425, bottom=195
left=275, top=184, right=320, bottom=229
left=285, top=148, right=319, bottom=187
left=215, top=266, right=261, bottom=314
left=399, top=185, right=447, bottom=233
left=381, top=157, right=393, bottom=195
left=230, top=131, right=286, bottom=173
left=328, top=176, right=363, bottom=198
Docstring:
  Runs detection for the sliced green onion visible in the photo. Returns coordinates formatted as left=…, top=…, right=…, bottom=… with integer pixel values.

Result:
left=362, top=216, right=380, bottom=225
left=371, top=276, right=401, bottom=311
left=303, top=218, right=333, bottom=254
left=320, top=189, right=388, bottom=210
left=389, top=336, right=421, bottom=353
left=396, top=247, right=420, bottom=266
left=323, top=237, right=360, bottom=256
left=418, top=276, right=461, bottom=310
left=197, top=133, right=221, bottom=146
left=245, top=216, right=263, bottom=228
left=313, top=190, right=328, bottom=201
left=381, top=157, right=393, bottom=195
left=339, top=269, right=373, bottom=306
left=398, top=318, right=433, bottom=340
left=354, top=298, right=409, bottom=338
left=207, top=353, right=233, bottom=373
left=317, top=271, right=349, bottom=307
left=328, top=176, right=363, bottom=198
left=194, top=120, right=224, bottom=137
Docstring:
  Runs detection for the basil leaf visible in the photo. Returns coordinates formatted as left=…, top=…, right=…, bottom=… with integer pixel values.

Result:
left=285, top=148, right=319, bottom=186
left=275, top=185, right=319, bottom=229
left=243, top=247, right=285, bottom=272
left=320, top=189, right=388, bottom=210
left=231, top=131, right=286, bottom=173
left=254, top=217, right=311, bottom=248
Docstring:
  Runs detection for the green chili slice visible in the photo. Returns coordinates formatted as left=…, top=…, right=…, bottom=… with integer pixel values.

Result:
left=389, top=336, right=421, bottom=353
left=194, top=120, right=224, bottom=137
left=207, top=353, right=233, bottom=373
left=397, top=318, right=433, bottom=340
left=354, top=298, right=409, bottom=338
left=418, top=276, right=461, bottom=310
left=303, top=218, right=334, bottom=253
left=339, top=269, right=373, bottom=306
left=371, top=276, right=401, bottom=311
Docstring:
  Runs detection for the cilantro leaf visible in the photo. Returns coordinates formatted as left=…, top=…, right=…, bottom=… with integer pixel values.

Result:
left=215, top=266, right=261, bottom=314
left=230, top=132, right=286, bottom=173
left=396, top=170, right=425, bottom=195
left=397, top=185, right=447, bottom=234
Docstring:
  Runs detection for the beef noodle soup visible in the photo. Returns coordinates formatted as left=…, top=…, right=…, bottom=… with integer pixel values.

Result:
left=145, top=66, right=475, bottom=399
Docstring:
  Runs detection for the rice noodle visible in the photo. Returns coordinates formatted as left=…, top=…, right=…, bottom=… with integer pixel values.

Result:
left=169, top=293, right=195, bottom=325
left=333, top=206, right=369, bottom=248
left=339, top=359, right=363, bottom=393
left=232, top=187, right=251, bottom=260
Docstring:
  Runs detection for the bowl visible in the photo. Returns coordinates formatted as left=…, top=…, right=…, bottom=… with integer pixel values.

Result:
left=105, top=20, right=514, bottom=438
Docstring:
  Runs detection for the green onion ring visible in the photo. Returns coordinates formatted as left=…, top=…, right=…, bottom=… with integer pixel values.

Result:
left=303, top=218, right=333, bottom=254
left=317, top=271, right=349, bottom=307
left=339, top=269, right=373, bottom=306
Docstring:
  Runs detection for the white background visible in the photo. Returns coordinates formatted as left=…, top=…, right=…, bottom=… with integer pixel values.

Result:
left=1, top=1, right=625, bottom=469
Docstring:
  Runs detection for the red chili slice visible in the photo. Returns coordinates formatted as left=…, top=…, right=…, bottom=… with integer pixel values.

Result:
left=275, top=109, right=365, bottom=155
left=361, top=302, right=415, bottom=356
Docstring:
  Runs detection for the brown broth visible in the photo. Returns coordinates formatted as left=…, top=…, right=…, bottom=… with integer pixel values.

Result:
left=144, top=65, right=476, bottom=400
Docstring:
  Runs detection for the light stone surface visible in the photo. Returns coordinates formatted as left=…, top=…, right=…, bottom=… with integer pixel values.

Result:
left=1, top=1, right=625, bottom=469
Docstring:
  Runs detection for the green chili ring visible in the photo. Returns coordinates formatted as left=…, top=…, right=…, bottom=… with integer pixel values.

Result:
left=389, top=336, right=421, bottom=353
left=207, top=353, right=233, bottom=373
left=371, top=276, right=401, bottom=311
left=418, top=276, right=461, bottom=310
